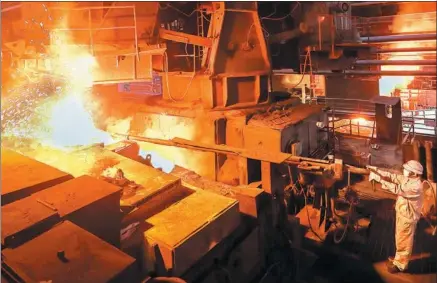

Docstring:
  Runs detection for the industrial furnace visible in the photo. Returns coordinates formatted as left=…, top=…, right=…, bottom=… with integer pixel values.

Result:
left=1, top=2, right=437, bottom=283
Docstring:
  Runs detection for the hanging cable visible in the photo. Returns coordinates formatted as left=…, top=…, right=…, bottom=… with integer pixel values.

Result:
left=163, top=50, right=195, bottom=102
left=258, top=262, right=281, bottom=283
left=289, top=179, right=325, bottom=242
left=262, top=2, right=301, bottom=21
left=163, top=3, right=198, bottom=18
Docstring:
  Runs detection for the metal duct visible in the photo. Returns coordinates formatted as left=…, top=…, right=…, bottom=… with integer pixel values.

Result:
left=360, top=33, right=437, bottom=43
left=373, top=47, right=437, bottom=53
left=355, top=59, right=437, bottom=66
left=273, top=70, right=437, bottom=76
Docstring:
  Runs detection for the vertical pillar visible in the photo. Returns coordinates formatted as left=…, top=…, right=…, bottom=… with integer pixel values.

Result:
left=261, top=161, right=286, bottom=228
left=302, top=85, right=306, bottom=104
left=424, top=141, right=435, bottom=182
left=238, top=157, right=249, bottom=185
left=412, top=140, right=421, bottom=162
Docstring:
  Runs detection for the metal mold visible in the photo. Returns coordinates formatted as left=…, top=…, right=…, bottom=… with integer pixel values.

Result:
left=1, top=148, right=74, bottom=206
left=2, top=221, right=136, bottom=283
left=1, top=197, right=61, bottom=248
left=30, top=175, right=123, bottom=247
left=143, top=189, right=240, bottom=276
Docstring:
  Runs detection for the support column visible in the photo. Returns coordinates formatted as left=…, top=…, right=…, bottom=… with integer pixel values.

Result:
left=261, top=161, right=286, bottom=228
left=238, top=157, right=249, bottom=186
left=424, top=141, right=435, bottom=182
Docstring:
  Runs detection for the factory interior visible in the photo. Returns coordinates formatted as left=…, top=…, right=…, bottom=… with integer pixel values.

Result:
left=1, top=1, right=437, bottom=283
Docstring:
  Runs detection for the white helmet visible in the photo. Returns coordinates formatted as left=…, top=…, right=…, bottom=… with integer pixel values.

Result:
left=403, top=160, right=423, bottom=175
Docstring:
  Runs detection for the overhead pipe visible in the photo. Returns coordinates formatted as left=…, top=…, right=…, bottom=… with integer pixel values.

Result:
left=322, top=70, right=436, bottom=76
left=355, top=59, right=437, bottom=66
left=350, top=2, right=398, bottom=7
left=373, top=47, right=437, bottom=53
left=360, top=33, right=437, bottom=43
left=273, top=70, right=437, bottom=76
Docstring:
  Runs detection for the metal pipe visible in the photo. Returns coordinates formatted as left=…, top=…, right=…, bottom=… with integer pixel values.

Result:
left=274, top=70, right=437, bottom=76
left=49, top=5, right=135, bottom=11
left=355, top=59, right=437, bottom=66
left=373, top=47, right=437, bottom=53
left=412, top=140, right=421, bottom=162
left=350, top=2, right=397, bottom=7
left=133, top=6, right=139, bottom=62
left=360, top=33, right=437, bottom=43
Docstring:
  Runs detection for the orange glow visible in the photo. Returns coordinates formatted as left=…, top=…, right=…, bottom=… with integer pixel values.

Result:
left=1, top=16, right=121, bottom=150
left=352, top=117, right=367, bottom=124
left=379, top=10, right=436, bottom=99
left=138, top=114, right=209, bottom=176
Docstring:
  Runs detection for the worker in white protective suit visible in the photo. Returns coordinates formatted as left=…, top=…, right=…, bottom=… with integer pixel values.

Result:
left=367, top=160, right=424, bottom=273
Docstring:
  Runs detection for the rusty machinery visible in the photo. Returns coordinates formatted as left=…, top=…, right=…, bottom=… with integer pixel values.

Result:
left=2, top=2, right=437, bottom=282
left=2, top=1, right=435, bottom=239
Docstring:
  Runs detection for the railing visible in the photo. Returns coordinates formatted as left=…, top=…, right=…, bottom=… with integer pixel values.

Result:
left=329, top=117, right=376, bottom=139
left=315, top=97, right=375, bottom=116
left=354, top=12, right=437, bottom=36
left=48, top=5, right=139, bottom=60
left=314, top=97, right=437, bottom=138
left=402, top=109, right=437, bottom=137
left=313, top=12, right=437, bottom=48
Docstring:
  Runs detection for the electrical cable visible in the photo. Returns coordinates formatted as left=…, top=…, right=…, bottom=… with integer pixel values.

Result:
left=261, top=2, right=301, bottom=21
left=258, top=262, right=281, bottom=283
left=163, top=47, right=195, bottom=102
left=333, top=201, right=353, bottom=244
left=245, top=5, right=280, bottom=49
left=287, top=48, right=310, bottom=90
left=164, top=3, right=198, bottom=18
left=290, top=179, right=325, bottom=242
left=217, top=265, right=232, bottom=283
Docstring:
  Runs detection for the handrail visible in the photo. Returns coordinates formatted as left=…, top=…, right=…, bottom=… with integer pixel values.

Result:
left=314, top=96, right=436, bottom=138
left=48, top=5, right=139, bottom=60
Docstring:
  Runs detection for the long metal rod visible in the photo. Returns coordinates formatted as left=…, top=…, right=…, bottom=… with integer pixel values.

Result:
left=373, top=47, right=437, bottom=53
left=88, top=10, right=94, bottom=55
left=355, top=59, right=437, bottom=66
left=111, top=133, right=370, bottom=174
left=274, top=69, right=437, bottom=76
left=360, top=33, right=437, bottom=43
left=1, top=4, right=22, bottom=13
left=133, top=6, right=139, bottom=62
left=49, top=5, right=135, bottom=11
left=350, top=2, right=397, bottom=7
left=51, top=26, right=135, bottom=32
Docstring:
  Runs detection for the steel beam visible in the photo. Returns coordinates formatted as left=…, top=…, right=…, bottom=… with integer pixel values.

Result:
left=159, top=28, right=213, bottom=47
left=360, top=33, right=437, bottom=43
left=355, top=59, right=437, bottom=66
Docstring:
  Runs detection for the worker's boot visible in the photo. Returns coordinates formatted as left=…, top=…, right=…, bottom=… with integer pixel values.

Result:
left=386, top=261, right=401, bottom=274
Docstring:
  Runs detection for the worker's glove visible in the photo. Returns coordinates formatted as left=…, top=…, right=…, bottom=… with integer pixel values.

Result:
left=369, top=172, right=381, bottom=183
left=366, top=165, right=377, bottom=171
